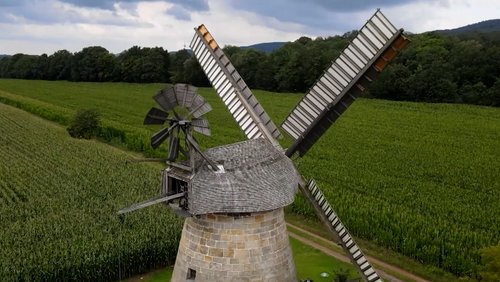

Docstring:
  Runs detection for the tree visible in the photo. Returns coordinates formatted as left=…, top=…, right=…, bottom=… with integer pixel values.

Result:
left=140, top=47, right=170, bottom=82
left=231, top=48, right=267, bottom=88
left=47, top=50, right=72, bottom=80
left=272, top=42, right=309, bottom=92
left=178, top=57, right=210, bottom=86
left=115, top=46, right=142, bottom=82
left=170, top=49, right=191, bottom=82
left=71, top=46, right=115, bottom=82
left=485, top=77, right=500, bottom=106
left=296, top=36, right=312, bottom=45
left=10, top=54, right=40, bottom=79
left=0, top=56, right=10, bottom=77
left=369, top=63, right=412, bottom=100
left=254, top=56, right=277, bottom=90
left=115, top=46, right=169, bottom=82
left=406, top=67, right=458, bottom=103
left=459, top=82, right=488, bottom=104
left=223, top=45, right=241, bottom=58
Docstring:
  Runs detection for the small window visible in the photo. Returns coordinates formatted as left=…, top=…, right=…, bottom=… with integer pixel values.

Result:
left=168, top=176, right=188, bottom=196
left=187, top=268, right=196, bottom=280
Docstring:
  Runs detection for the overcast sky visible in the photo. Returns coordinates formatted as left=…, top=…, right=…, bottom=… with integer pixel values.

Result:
left=1, top=0, right=499, bottom=55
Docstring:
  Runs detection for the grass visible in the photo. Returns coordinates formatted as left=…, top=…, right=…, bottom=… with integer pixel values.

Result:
left=148, top=267, right=173, bottom=282
left=1, top=78, right=499, bottom=278
left=290, top=236, right=357, bottom=281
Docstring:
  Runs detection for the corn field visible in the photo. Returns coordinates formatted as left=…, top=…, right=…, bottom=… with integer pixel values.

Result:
left=0, top=103, right=182, bottom=281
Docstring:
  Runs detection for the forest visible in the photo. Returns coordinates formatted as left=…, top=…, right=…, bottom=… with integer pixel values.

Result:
left=0, top=30, right=499, bottom=107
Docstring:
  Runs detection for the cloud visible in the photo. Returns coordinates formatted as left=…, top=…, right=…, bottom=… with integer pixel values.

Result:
left=0, top=1, right=78, bottom=24
left=0, top=0, right=152, bottom=27
left=58, top=0, right=209, bottom=12
left=0, top=0, right=499, bottom=55
left=0, top=0, right=208, bottom=25
left=227, top=0, right=452, bottom=34
left=166, top=5, right=192, bottom=21
left=167, top=0, right=208, bottom=11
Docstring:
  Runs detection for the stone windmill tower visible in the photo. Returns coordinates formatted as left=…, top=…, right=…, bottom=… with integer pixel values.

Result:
left=120, top=9, right=408, bottom=282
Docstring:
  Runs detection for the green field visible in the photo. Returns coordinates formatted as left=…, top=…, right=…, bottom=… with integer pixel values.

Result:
left=1, top=78, right=499, bottom=278
left=0, top=102, right=182, bottom=281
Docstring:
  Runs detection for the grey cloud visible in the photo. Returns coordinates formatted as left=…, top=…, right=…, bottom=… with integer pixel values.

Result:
left=229, top=0, right=428, bottom=32
left=166, top=5, right=192, bottom=21
left=0, top=0, right=209, bottom=26
left=292, top=0, right=416, bottom=11
left=0, top=0, right=153, bottom=26
left=0, top=1, right=80, bottom=24
left=61, top=0, right=114, bottom=9
left=59, top=0, right=209, bottom=11
left=0, top=0, right=28, bottom=7
left=166, top=0, right=208, bottom=11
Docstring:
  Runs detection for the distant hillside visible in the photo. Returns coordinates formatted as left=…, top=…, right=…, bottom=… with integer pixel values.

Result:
left=241, top=42, right=286, bottom=53
left=436, top=19, right=500, bottom=35
left=0, top=54, right=10, bottom=59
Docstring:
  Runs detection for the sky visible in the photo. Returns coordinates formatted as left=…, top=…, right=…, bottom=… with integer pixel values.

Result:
left=0, top=0, right=499, bottom=55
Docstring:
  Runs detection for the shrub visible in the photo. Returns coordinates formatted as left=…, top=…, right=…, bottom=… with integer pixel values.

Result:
left=67, top=108, right=101, bottom=139
left=333, top=268, right=350, bottom=282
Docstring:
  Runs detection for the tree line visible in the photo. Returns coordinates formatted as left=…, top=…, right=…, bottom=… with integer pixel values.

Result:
left=1, top=31, right=499, bottom=106
left=0, top=46, right=170, bottom=83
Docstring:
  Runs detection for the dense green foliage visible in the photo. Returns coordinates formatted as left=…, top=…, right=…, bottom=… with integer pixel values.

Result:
left=371, top=32, right=500, bottom=106
left=0, top=46, right=171, bottom=83
left=67, top=108, right=101, bottom=139
left=1, top=30, right=499, bottom=106
left=0, top=80, right=498, bottom=278
left=0, top=103, right=182, bottom=281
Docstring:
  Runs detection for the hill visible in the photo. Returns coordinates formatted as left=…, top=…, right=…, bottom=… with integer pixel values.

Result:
left=239, top=19, right=500, bottom=53
left=435, top=19, right=500, bottom=34
left=241, top=42, right=286, bottom=53
left=0, top=79, right=499, bottom=277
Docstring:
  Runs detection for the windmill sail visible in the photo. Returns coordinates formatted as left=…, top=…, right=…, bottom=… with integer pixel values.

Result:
left=190, top=24, right=281, bottom=144
left=303, top=179, right=381, bottom=282
left=282, top=9, right=409, bottom=157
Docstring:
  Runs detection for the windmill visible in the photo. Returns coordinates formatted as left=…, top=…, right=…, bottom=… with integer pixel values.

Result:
left=119, top=84, right=299, bottom=281
left=188, top=9, right=409, bottom=282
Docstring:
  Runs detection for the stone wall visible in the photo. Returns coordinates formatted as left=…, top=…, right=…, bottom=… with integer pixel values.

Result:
left=171, top=208, right=296, bottom=281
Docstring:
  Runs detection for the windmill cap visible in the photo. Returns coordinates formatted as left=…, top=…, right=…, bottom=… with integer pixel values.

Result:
left=188, top=138, right=299, bottom=215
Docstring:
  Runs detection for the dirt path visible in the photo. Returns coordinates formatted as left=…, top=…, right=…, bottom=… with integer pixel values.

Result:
left=287, top=223, right=429, bottom=282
